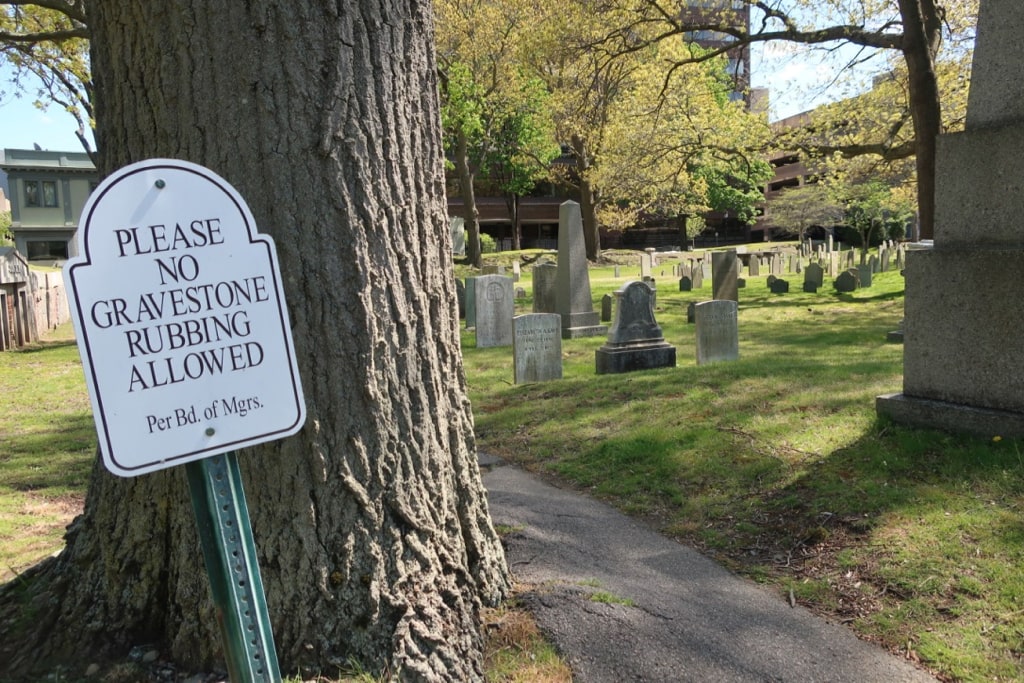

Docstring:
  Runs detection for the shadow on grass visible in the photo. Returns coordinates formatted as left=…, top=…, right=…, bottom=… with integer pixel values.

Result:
left=9, top=339, right=79, bottom=354
left=0, top=414, right=95, bottom=492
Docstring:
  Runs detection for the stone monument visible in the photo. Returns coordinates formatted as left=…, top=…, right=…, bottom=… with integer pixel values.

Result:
left=474, top=274, right=514, bottom=348
left=555, top=201, right=607, bottom=338
left=532, top=261, right=558, bottom=313
left=513, top=313, right=562, bottom=384
left=596, top=281, right=676, bottom=374
left=711, top=250, right=739, bottom=302
left=695, top=300, right=739, bottom=365
left=878, top=0, right=1024, bottom=436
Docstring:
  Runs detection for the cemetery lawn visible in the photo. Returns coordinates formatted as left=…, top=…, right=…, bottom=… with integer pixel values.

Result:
left=0, top=323, right=93, bottom=582
left=0, top=323, right=570, bottom=683
left=463, top=251, right=1024, bottom=683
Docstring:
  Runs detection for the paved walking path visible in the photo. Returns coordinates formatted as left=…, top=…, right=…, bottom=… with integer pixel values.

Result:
left=481, top=454, right=937, bottom=683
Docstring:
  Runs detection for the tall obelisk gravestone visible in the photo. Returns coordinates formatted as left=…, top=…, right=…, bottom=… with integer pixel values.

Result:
left=877, top=0, right=1024, bottom=436
left=555, top=201, right=607, bottom=339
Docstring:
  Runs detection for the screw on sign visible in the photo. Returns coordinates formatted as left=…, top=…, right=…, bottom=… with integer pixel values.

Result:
left=64, top=159, right=306, bottom=682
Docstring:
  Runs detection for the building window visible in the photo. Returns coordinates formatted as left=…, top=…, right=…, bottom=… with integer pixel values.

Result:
left=26, top=240, right=69, bottom=261
left=23, top=180, right=59, bottom=208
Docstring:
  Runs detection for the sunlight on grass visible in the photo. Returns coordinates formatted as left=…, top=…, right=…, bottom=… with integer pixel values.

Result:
left=463, top=252, right=1024, bottom=681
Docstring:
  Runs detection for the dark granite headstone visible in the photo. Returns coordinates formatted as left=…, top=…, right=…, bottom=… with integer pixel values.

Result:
left=595, top=281, right=676, bottom=374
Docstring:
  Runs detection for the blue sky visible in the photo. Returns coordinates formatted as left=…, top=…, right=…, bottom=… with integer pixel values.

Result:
left=0, top=42, right=883, bottom=155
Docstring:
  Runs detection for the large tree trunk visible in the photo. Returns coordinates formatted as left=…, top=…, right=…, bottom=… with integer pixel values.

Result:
left=899, top=0, right=944, bottom=240
left=456, top=130, right=483, bottom=268
left=0, top=1, right=509, bottom=680
left=571, top=135, right=602, bottom=261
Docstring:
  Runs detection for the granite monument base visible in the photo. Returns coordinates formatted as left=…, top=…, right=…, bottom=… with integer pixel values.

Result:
left=595, top=341, right=676, bottom=375
left=876, top=393, right=1024, bottom=439
left=561, top=311, right=607, bottom=339
left=877, top=247, right=1024, bottom=435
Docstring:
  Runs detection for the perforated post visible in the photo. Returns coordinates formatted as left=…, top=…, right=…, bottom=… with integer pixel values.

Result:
left=186, top=453, right=281, bottom=682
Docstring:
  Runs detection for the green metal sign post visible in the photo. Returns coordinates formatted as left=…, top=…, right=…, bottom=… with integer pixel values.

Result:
left=186, top=452, right=281, bottom=682
left=63, top=160, right=305, bottom=682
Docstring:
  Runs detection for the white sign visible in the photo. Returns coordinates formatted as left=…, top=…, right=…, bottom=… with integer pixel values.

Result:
left=64, top=159, right=305, bottom=477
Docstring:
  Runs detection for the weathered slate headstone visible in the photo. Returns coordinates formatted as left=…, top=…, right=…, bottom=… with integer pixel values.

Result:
left=474, top=274, right=514, bottom=347
left=513, top=313, right=562, bottom=384
left=695, top=300, right=739, bottom=365
left=465, top=277, right=477, bottom=328
left=804, top=262, right=824, bottom=289
left=678, top=276, right=693, bottom=292
left=692, top=264, right=704, bottom=289
left=601, top=293, right=613, bottom=322
left=455, top=278, right=466, bottom=319
left=711, top=250, right=739, bottom=302
left=769, top=278, right=790, bottom=294
left=857, top=264, right=873, bottom=287
left=834, top=269, right=859, bottom=293
left=596, top=281, right=676, bottom=374
left=532, top=262, right=557, bottom=313
left=748, top=257, right=760, bottom=276
left=555, top=201, right=607, bottom=338
left=686, top=301, right=696, bottom=324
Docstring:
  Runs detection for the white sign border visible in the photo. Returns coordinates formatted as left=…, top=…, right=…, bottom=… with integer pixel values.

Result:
left=65, top=159, right=306, bottom=476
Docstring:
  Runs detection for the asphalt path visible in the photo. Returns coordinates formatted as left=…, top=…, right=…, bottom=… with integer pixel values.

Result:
left=481, top=453, right=938, bottom=683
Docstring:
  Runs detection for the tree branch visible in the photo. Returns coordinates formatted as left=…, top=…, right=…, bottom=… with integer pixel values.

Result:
left=3, top=0, right=86, bottom=25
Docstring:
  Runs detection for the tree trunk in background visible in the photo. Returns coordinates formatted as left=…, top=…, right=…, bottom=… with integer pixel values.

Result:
left=571, top=135, right=602, bottom=261
left=899, top=0, right=944, bottom=240
left=0, top=1, right=509, bottom=680
left=456, top=130, right=483, bottom=267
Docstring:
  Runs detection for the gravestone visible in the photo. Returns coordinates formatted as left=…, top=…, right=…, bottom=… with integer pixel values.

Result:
left=465, top=277, right=477, bottom=328
left=555, top=201, right=607, bottom=338
left=804, top=262, right=824, bottom=289
left=769, top=278, right=789, bottom=294
left=686, top=301, right=696, bottom=324
left=455, top=278, right=466, bottom=319
left=532, top=262, right=558, bottom=313
left=834, top=269, right=859, bottom=293
left=679, top=263, right=691, bottom=279
left=513, top=313, right=562, bottom=384
left=474, top=274, right=514, bottom=347
left=515, top=286, right=526, bottom=299
left=640, top=251, right=653, bottom=278
left=711, top=250, right=739, bottom=302
left=691, top=264, right=704, bottom=289
left=481, top=265, right=503, bottom=275
left=748, top=258, right=760, bottom=276
left=877, top=0, right=1024, bottom=437
left=771, top=254, right=784, bottom=276
left=451, top=216, right=466, bottom=256
left=601, top=293, right=613, bottom=322
left=802, top=282, right=818, bottom=293
left=678, top=276, right=692, bottom=292
left=695, top=300, right=739, bottom=365
left=614, top=265, right=621, bottom=278
left=512, top=260, right=521, bottom=282
left=868, top=255, right=880, bottom=274
left=857, top=264, right=873, bottom=287
left=595, top=281, right=676, bottom=374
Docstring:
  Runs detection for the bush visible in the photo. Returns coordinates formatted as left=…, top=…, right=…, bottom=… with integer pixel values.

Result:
left=480, top=232, right=497, bottom=253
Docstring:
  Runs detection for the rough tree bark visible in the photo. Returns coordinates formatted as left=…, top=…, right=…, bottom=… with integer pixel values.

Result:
left=0, top=1, right=509, bottom=680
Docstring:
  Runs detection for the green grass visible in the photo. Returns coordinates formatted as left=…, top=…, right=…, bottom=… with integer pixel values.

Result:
left=462, top=248, right=1024, bottom=682
left=9, top=248, right=1024, bottom=680
left=0, top=322, right=94, bottom=581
